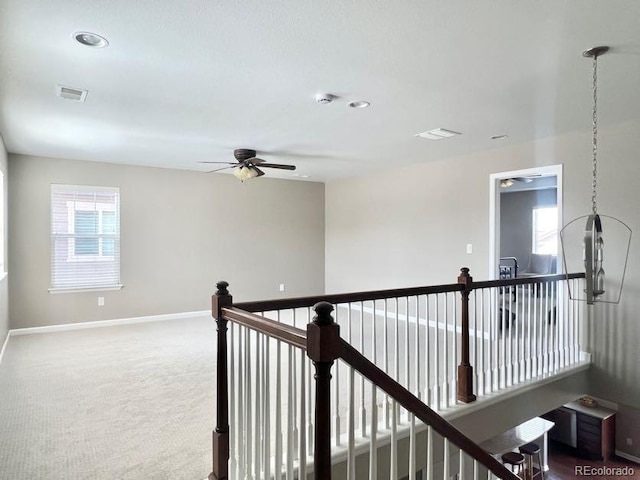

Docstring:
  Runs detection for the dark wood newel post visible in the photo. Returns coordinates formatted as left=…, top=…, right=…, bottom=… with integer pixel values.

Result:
left=210, top=281, right=233, bottom=480
left=457, top=268, right=477, bottom=403
left=307, top=301, right=341, bottom=480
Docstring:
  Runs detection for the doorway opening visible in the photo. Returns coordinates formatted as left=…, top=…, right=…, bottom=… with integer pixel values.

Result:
left=489, top=165, right=563, bottom=279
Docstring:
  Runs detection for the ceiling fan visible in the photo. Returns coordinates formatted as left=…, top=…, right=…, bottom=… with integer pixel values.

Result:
left=500, top=174, right=542, bottom=188
left=199, top=149, right=296, bottom=181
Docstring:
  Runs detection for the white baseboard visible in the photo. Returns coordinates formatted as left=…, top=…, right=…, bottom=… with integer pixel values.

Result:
left=616, top=450, right=640, bottom=465
left=8, top=310, right=211, bottom=337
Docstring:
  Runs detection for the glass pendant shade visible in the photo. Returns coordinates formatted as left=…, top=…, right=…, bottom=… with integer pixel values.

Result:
left=232, top=166, right=259, bottom=181
left=560, top=214, right=631, bottom=304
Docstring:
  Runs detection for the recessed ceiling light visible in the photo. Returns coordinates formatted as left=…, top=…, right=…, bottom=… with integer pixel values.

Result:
left=73, top=32, right=109, bottom=48
left=415, top=128, right=461, bottom=140
left=491, top=134, right=509, bottom=140
left=348, top=101, right=370, bottom=109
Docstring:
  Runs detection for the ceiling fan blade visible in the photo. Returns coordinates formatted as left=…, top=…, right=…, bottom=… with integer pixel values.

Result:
left=253, top=166, right=266, bottom=177
left=258, top=163, right=296, bottom=171
left=198, top=161, right=239, bottom=165
left=206, top=166, right=235, bottom=173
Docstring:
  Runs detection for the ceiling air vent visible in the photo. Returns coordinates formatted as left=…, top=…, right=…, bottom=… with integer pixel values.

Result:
left=415, top=128, right=461, bottom=140
left=56, top=85, right=88, bottom=102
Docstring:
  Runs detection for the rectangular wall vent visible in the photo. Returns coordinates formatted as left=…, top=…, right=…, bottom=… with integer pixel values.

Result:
left=56, top=85, right=88, bottom=102
left=415, top=128, right=461, bottom=140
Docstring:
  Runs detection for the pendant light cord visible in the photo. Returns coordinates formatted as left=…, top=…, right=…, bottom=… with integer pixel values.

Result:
left=591, top=54, right=598, bottom=215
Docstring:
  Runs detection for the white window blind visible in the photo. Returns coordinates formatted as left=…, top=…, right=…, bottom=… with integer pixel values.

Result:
left=50, top=184, right=121, bottom=292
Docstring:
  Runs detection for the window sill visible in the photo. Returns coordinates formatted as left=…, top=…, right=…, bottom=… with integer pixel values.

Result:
left=48, top=284, right=123, bottom=294
left=0, top=272, right=7, bottom=282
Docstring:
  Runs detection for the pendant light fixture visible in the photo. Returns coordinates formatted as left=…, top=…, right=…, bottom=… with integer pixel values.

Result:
left=560, top=46, right=632, bottom=305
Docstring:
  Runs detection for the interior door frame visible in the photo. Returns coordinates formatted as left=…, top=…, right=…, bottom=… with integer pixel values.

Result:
left=489, top=164, right=563, bottom=279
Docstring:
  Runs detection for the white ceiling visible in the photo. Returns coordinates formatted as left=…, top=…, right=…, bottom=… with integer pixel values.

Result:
left=1, top=1, right=639, bottom=182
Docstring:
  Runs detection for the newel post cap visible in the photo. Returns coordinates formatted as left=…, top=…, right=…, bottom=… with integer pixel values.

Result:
left=216, top=281, right=230, bottom=296
left=313, top=302, right=335, bottom=326
left=458, top=267, right=473, bottom=285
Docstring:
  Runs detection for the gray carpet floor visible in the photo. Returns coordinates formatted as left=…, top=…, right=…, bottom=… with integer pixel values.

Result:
left=0, top=316, right=216, bottom=480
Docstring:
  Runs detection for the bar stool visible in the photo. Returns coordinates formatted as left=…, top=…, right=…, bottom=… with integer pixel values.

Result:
left=501, top=451, right=525, bottom=477
left=519, top=442, right=544, bottom=479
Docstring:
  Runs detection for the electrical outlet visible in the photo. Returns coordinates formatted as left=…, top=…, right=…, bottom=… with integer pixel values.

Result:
left=279, top=284, right=285, bottom=292
left=627, top=437, right=633, bottom=446
left=98, top=296, right=105, bottom=307
left=466, top=243, right=473, bottom=254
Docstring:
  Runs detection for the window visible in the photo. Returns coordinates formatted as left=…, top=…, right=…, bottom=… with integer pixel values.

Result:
left=532, top=206, right=558, bottom=255
left=50, top=185, right=121, bottom=292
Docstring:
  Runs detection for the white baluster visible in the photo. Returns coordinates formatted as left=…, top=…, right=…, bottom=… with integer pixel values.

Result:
left=507, top=286, right=520, bottom=385
left=384, top=299, right=390, bottom=429
left=443, top=439, right=450, bottom=479
left=237, top=325, right=245, bottom=479
left=275, top=315, right=283, bottom=480
left=408, top=413, right=416, bottom=479
left=229, top=322, right=236, bottom=478
left=370, top=302, right=379, bottom=480
left=299, top=349, right=307, bottom=480
left=307, top=308, right=314, bottom=456
left=264, top=335, right=271, bottom=480
left=360, top=301, right=367, bottom=437
left=492, top=288, right=499, bottom=392
left=415, top=296, right=421, bottom=400
left=286, top=345, right=294, bottom=480
left=425, top=295, right=431, bottom=404
left=347, top=366, right=356, bottom=480
left=526, top=284, right=532, bottom=380
left=425, top=426, right=433, bottom=480
left=443, top=293, right=450, bottom=406
left=369, top=383, right=378, bottom=480
left=292, top=311, right=299, bottom=460
left=254, top=332, right=261, bottom=479
left=245, top=328, right=253, bottom=480
left=459, top=449, right=466, bottom=480
left=434, top=295, right=440, bottom=410
left=394, top=298, right=401, bottom=420
left=451, top=292, right=457, bottom=403
left=543, top=282, right=549, bottom=374
left=334, top=305, right=341, bottom=447
left=405, top=296, right=411, bottom=417
left=390, top=400, right=398, bottom=480
left=500, top=286, right=506, bottom=389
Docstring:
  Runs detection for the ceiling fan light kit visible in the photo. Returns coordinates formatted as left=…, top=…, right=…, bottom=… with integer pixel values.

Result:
left=560, top=46, right=632, bottom=305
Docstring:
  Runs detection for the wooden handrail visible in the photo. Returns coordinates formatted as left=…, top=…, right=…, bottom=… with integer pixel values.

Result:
left=473, top=272, right=585, bottom=289
left=339, top=339, right=520, bottom=480
left=235, top=273, right=584, bottom=313
left=235, top=283, right=464, bottom=312
left=221, top=307, right=307, bottom=350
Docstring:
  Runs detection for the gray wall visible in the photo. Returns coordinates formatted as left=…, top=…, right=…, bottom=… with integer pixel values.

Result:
left=325, top=122, right=640, bottom=453
left=500, top=188, right=557, bottom=269
left=8, top=154, right=325, bottom=328
left=0, top=136, right=7, bottom=345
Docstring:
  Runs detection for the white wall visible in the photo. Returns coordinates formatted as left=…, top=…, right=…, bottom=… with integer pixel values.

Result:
left=326, top=121, right=640, bottom=423
left=8, top=154, right=325, bottom=329
left=0, top=135, right=8, bottom=345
